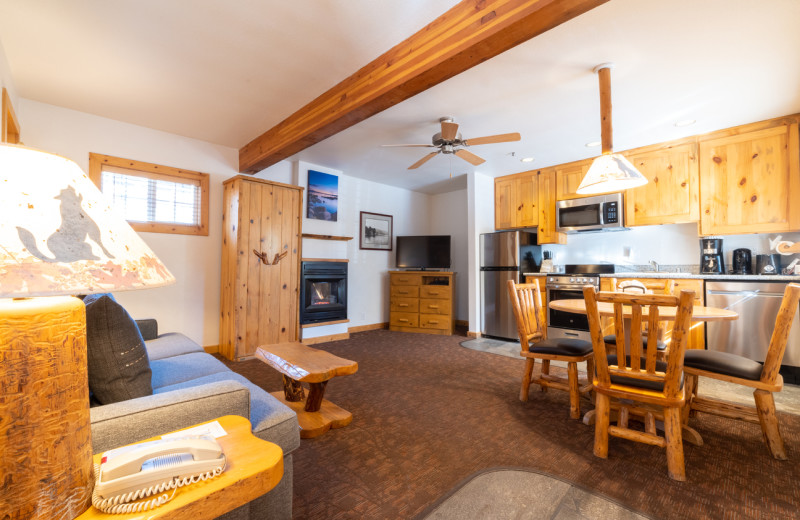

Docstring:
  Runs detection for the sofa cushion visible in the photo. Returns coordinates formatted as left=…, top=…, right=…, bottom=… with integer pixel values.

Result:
left=145, top=332, right=205, bottom=361
left=83, top=293, right=153, bottom=405
left=149, top=352, right=230, bottom=389
left=156, top=371, right=301, bottom=456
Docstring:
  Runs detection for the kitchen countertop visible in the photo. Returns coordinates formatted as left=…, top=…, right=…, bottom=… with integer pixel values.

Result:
left=523, top=271, right=800, bottom=282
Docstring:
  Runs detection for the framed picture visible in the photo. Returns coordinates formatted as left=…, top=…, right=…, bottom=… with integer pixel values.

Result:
left=307, top=170, right=338, bottom=221
left=360, top=211, right=393, bottom=251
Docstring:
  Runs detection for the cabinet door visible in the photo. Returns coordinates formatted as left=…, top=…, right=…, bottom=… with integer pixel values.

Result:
left=514, top=172, right=539, bottom=228
left=624, top=142, right=700, bottom=226
left=555, top=160, right=592, bottom=200
left=699, top=123, right=800, bottom=235
left=494, top=178, right=515, bottom=230
left=537, top=168, right=566, bottom=244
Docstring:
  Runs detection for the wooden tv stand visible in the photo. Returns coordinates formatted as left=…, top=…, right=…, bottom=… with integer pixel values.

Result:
left=389, top=271, right=455, bottom=335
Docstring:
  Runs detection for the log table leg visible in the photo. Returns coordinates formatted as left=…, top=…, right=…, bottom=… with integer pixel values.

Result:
left=283, top=375, right=305, bottom=402
left=304, top=381, right=328, bottom=412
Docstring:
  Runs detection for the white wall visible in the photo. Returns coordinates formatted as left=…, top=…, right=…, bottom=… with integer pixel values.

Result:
left=467, top=171, right=496, bottom=333
left=18, top=99, right=244, bottom=346
left=430, top=189, right=468, bottom=321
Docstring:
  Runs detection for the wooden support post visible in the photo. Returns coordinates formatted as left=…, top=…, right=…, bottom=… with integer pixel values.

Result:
left=282, top=375, right=305, bottom=402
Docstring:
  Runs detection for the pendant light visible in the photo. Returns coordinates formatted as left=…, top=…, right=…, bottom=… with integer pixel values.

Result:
left=577, top=63, right=648, bottom=195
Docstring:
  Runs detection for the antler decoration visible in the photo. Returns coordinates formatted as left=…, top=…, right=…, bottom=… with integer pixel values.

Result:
left=253, top=249, right=289, bottom=265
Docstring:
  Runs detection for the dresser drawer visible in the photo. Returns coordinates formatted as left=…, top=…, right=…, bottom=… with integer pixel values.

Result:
left=391, top=285, right=419, bottom=298
left=419, top=298, right=451, bottom=315
left=391, top=273, right=421, bottom=286
left=419, top=314, right=451, bottom=330
left=390, top=312, right=419, bottom=328
left=390, top=297, right=419, bottom=313
left=420, top=285, right=450, bottom=298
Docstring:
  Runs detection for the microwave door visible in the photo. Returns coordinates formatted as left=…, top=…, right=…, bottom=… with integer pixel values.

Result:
left=559, top=203, right=603, bottom=231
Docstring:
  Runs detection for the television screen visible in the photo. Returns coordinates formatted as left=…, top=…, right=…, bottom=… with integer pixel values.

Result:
left=396, top=235, right=451, bottom=269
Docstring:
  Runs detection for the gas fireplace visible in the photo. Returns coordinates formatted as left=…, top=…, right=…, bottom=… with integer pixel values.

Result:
left=300, top=261, right=348, bottom=325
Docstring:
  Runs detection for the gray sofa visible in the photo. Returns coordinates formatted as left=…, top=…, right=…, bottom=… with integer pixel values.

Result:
left=89, top=321, right=300, bottom=520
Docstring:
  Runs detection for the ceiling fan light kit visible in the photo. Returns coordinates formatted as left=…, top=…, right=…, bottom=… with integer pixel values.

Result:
left=577, top=62, right=648, bottom=195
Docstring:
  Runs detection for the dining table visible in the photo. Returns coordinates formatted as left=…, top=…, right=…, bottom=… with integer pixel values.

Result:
left=548, top=297, right=739, bottom=445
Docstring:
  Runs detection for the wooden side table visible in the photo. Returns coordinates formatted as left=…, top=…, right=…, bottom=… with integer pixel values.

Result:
left=76, top=415, right=283, bottom=520
left=256, top=342, right=358, bottom=438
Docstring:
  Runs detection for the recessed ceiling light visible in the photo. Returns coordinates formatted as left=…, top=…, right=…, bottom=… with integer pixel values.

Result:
left=520, top=157, right=534, bottom=163
left=675, top=119, right=696, bottom=127
left=585, top=141, right=601, bottom=148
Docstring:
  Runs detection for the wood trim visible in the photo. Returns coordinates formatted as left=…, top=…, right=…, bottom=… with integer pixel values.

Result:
left=349, top=323, right=388, bottom=333
left=696, top=114, right=800, bottom=142
left=203, top=345, right=219, bottom=354
left=88, top=153, right=210, bottom=236
left=302, top=319, right=350, bottom=329
left=222, top=175, right=305, bottom=192
left=302, top=234, right=354, bottom=241
left=301, top=258, right=349, bottom=263
left=1, top=87, right=21, bottom=144
left=467, top=331, right=482, bottom=338
left=238, top=0, right=610, bottom=173
left=302, top=332, right=350, bottom=345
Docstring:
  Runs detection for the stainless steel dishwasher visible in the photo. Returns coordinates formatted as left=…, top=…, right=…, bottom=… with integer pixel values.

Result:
left=705, top=280, right=800, bottom=367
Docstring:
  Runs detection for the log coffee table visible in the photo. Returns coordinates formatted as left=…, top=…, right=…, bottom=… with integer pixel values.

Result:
left=256, top=342, right=358, bottom=438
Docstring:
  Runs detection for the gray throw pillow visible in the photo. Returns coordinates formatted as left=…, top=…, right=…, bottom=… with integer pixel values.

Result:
left=83, top=293, right=153, bottom=404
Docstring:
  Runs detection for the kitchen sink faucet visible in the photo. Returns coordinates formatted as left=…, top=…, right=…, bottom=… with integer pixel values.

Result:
left=649, top=260, right=659, bottom=272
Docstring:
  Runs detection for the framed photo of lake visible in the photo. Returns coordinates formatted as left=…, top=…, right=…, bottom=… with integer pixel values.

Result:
left=307, top=170, right=338, bottom=221
left=360, top=211, right=393, bottom=251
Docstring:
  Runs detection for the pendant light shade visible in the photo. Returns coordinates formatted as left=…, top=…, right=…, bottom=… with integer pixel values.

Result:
left=577, top=63, right=647, bottom=195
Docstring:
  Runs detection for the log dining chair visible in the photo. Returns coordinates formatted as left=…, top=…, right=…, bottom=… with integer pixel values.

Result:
left=603, top=279, right=675, bottom=361
left=683, top=283, right=800, bottom=460
left=507, top=280, right=594, bottom=420
left=583, top=285, right=695, bottom=481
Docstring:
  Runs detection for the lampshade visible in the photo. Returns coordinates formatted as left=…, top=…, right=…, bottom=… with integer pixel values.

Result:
left=0, top=143, right=175, bottom=296
left=576, top=153, right=648, bottom=195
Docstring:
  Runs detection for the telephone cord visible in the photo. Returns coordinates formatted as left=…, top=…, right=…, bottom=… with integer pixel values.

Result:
left=91, top=461, right=225, bottom=514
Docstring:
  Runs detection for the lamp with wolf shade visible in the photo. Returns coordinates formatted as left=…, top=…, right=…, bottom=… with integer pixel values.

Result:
left=0, top=143, right=175, bottom=519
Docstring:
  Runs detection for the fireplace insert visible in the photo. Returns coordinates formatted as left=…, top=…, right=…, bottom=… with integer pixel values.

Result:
left=300, top=261, right=348, bottom=325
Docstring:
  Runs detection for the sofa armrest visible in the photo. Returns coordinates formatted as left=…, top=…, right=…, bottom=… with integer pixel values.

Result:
left=90, top=380, right=250, bottom=454
left=135, top=318, right=159, bottom=341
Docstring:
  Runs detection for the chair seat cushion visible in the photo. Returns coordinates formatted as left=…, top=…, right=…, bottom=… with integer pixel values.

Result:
left=607, top=355, right=683, bottom=392
left=604, top=334, right=666, bottom=351
left=684, top=349, right=763, bottom=381
left=530, top=338, right=592, bottom=357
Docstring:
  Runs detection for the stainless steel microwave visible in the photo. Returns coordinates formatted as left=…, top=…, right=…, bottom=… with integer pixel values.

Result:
left=556, top=193, right=625, bottom=233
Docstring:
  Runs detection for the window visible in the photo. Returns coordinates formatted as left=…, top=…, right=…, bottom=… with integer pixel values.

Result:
left=89, top=153, right=209, bottom=236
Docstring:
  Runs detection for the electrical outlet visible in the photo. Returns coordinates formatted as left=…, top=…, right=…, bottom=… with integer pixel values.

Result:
left=623, top=246, right=631, bottom=258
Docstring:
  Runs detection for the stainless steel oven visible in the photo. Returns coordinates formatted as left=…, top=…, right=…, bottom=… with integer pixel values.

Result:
left=545, top=265, right=615, bottom=341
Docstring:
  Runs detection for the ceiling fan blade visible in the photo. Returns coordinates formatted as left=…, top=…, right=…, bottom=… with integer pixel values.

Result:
left=409, top=152, right=439, bottom=169
left=380, top=144, right=436, bottom=148
left=441, top=121, right=459, bottom=141
left=463, top=132, right=521, bottom=146
left=454, top=149, right=485, bottom=166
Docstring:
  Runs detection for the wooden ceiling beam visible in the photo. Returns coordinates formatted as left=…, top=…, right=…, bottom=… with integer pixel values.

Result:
left=239, top=0, right=609, bottom=173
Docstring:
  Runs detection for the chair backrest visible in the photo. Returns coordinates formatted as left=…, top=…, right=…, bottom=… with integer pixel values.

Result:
left=507, top=280, right=545, bottom=349
left=583, top=285, right=695, bottom=400
left=761, top=283, right=800, bottom=385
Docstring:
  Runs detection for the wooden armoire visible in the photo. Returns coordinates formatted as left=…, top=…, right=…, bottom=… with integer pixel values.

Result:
left=220, top=176, right=303, bottom=360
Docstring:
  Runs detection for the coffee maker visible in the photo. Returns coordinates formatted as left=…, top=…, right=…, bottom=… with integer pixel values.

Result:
left=700, top=238, right=725, bottom=274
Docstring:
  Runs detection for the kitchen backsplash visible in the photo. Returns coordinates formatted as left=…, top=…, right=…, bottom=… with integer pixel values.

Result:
left=545, top=223, right=800, bottom=270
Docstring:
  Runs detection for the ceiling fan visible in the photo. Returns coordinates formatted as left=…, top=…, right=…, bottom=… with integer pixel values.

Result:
left=382, top=117, right=521, bottom=169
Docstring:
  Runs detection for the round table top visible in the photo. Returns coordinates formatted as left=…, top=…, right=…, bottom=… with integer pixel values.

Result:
left=548, top=299, right=738, bottom=321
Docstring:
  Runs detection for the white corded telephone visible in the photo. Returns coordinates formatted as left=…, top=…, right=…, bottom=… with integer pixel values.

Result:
left=91, top=436, right=227, bottom=514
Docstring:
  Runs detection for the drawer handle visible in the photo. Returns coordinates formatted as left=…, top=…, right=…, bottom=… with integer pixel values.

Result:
left=399, top=278, right=409, bottom=282
left=399, top=303, right=409, bottom=307
left=399, top=319, right=409, bottom=323
left=399, top=291, right=409, bottom=294
left=428, top=305, right=439, bottom=309
left=429, top=320, right=439, bottom=324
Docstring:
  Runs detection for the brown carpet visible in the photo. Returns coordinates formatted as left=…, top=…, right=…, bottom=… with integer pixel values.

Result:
left=218, top=330, right=800, bottom=520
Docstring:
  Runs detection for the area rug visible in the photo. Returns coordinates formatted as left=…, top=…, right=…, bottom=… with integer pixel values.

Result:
left=417, top=467, right=650, bottom=520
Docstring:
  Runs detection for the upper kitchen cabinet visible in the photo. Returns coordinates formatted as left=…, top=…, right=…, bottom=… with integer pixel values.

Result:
left=537, top=168, right=567, bottom=244
left=698, top=116, right=800, bottom=235
left=555, top=159, right=592, bottom=200
left=494, top=170, right=538, bottom=230
left=623, top=139, right=700, bottom=227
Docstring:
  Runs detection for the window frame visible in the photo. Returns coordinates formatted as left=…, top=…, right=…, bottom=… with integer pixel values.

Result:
left=2, top=87, right=21, bottom=144
left=89, top=153, right=209, bottom=236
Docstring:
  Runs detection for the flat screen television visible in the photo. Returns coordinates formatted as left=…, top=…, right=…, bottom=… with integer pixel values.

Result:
left=396, top=235, right=451, bottom=270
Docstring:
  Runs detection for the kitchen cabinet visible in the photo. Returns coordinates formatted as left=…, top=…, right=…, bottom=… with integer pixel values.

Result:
left=623, top=140, right=700, bottom=226
left=554, top=159, right=592, bottom=200
left=494, top=171, right=538, bottom=230
left=599, top=277, right=705, bottom=350
left=536, top=168, right=567, bottom=244
left=698, top=117, right=800, bottom=235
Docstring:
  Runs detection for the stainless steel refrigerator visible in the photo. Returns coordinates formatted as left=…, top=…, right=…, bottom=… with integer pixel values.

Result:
left=480, top=231, right=541, bottom=339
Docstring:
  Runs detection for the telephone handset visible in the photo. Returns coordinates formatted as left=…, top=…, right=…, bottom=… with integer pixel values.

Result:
left=92, top=436, right=227, bottom=514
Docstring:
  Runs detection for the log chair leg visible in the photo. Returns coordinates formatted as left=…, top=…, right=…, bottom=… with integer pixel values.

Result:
left=568, top=362, right=580, bottom=419
left=585, top=357, right=596, bottom=404
left=754, top=389, right=787, bottom=460
left=540, top=360, right=550, bottom=393
left=520, top=358, right=535, bottom=402
left=618, top=406, right=629, bottom=429
left=304, top=380, right=329, bottom=412
left=282, top=375, right=305, bottom=402
left=664, top=406, right=686, bottom=482
left=682, top=373, right=698, bottom=425
left=594, top=393, right=610, bottom=459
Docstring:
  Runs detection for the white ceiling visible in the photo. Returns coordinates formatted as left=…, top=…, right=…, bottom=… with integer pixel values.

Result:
left=2, top=0, right=800, bottom=194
